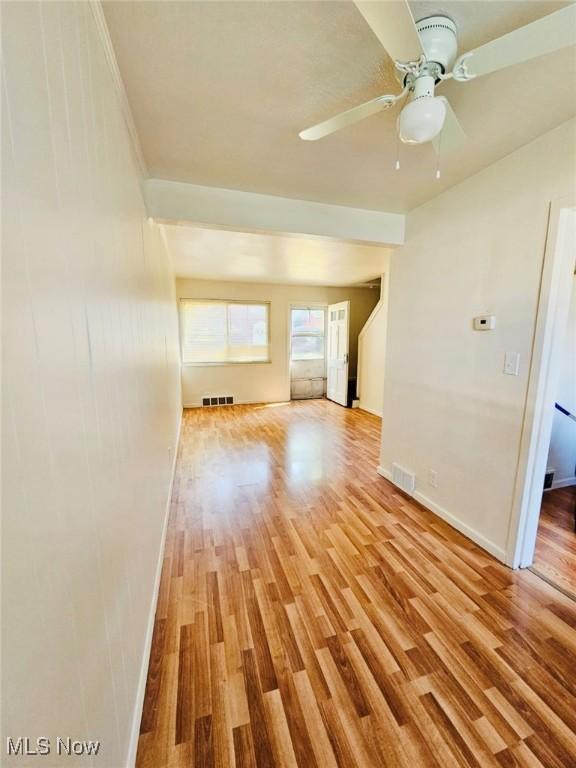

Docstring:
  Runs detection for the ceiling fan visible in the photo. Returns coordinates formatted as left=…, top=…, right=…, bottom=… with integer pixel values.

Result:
left=299, top=2, right=576, bottom=152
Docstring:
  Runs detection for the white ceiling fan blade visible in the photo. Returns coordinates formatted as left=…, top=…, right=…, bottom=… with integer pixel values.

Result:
left=354, top=0, right=424, bottom=63
left=459, top=4, right=576, bottom=79
left=299, top=94, right=396, bottom=141
left=433, top=99, right=466, bottom=154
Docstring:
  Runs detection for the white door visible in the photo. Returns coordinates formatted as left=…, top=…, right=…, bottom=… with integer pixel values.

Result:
left=327, top=301, right=350, bottom=406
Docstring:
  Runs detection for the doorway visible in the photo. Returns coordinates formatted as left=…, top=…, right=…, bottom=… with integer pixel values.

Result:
left=508, top=200, right=576, bottom=585
left=289, top=305, right=327, bottom=400
left=531, top=269, right=576, bottom=594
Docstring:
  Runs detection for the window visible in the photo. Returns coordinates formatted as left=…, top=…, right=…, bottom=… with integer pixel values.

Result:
left=180, top=300, right=270, bottom=364
left=290, top=307, right=326, bottom=361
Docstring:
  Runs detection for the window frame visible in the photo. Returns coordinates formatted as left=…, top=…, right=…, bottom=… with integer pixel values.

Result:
left=179, top=298, right=271, bottom=366
left=289, top=305, right=327, bottom=363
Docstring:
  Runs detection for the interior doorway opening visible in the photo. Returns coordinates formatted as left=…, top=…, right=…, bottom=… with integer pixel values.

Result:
left=289, top=305, right=327, bottom=400
left=530, top=269, right=576, bottom=595
left=508, top=201, right=576, bottom=588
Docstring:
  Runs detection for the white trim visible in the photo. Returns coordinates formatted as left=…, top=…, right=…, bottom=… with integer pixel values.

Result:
left=88, top=1, right=147, bottom=178
left=550, top=477, right=576, bottom=490
left=377, top=466, right=507, bottom=562
left=506, top=200, right=576, bottom=568
left=126, top=412, right=182, bottom=768
left=358, top=299, right=384, bottom=338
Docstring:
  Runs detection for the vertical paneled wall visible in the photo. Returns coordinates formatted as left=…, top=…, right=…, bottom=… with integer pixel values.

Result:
left=1, top=3, right=181, bottom=765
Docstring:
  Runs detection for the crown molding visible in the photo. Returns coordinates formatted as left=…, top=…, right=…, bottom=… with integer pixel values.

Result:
left=88, top=0, right=148, bottom=179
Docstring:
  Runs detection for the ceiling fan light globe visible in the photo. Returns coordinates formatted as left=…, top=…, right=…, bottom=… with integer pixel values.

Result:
left=398, top=96, right=446, bottom=144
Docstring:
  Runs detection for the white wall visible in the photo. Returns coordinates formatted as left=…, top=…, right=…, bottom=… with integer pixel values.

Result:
left=1, top=3, right=181, bottom=766
left=358, top=273, right=389, bottom=417
left=177, top=278, right=379, bottom=406
left=145, top=179, right=405, bottom=245
left=547, top=275, right=576, bottom=488
left=380, top=119, right=576, bottom=562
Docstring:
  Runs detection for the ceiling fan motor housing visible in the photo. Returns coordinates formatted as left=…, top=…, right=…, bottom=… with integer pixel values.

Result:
left=416, top=15, right=458, bottom=72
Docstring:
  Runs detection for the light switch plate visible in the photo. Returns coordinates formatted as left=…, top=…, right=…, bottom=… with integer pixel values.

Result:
left=504, top=352, right=520, bottom=376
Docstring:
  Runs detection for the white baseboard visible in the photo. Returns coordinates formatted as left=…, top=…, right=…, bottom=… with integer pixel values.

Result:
left=377, top=466, right=393, bottom=481
left=360, top=404, right=382, bottom=418
left=550, top=476, right=576, bottom=489
left=376, top=466, right=506, bottom=563
left=126, top=411, right=182, bottom=767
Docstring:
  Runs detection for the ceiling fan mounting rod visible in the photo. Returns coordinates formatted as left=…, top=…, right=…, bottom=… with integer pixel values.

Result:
left=397, top=58, right=446, bottom=89
left=395, top=54, right=426, bottom=79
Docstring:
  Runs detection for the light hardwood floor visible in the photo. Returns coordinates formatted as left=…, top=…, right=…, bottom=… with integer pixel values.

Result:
left=532, top=486, right=576, bottom=598
left=137, top=401, right=576, bottom=768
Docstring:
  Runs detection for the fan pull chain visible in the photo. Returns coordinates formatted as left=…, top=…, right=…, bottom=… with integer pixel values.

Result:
left=394, top=89, right=411, bottom=172
left=435, top=125, right=443, bottom=179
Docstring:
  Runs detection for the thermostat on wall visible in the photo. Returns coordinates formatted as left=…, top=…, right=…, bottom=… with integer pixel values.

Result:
left=473, top=315, right=496, bottom=331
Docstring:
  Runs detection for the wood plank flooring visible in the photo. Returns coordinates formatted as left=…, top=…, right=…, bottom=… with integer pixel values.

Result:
left=532, top=486, right=576, bottom=598
left=136, top=400, right=576, bottom=768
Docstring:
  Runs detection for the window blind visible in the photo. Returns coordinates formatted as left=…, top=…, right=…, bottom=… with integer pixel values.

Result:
left=180, top=300, right=270, bottom=364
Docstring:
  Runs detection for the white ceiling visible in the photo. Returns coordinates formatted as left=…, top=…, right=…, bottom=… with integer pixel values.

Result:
left=103, top=1, right=576, bottom=213
left=162, top=224, right=391, bottom=285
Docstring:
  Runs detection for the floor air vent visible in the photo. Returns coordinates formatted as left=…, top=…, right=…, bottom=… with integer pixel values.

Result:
left=391, top=463, right=416, bottom=495
left=201, top=395, right=234, bottom=407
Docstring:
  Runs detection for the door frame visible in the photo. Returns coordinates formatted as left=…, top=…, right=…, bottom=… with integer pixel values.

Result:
left=506, top=196, right=576, bottom=568
left=287, top=303, right=328, bottom=399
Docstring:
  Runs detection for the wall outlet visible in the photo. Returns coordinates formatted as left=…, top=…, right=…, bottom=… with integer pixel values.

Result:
left=428, top=469, right=438, bottom=488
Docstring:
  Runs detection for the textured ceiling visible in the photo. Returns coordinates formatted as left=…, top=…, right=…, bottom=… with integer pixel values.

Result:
left=103, top=1, right=576, bottom=213
left=163, top=224, right=391, bottom=285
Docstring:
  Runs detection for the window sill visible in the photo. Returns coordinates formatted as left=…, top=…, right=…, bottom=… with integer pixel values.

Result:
left=182, top=360, right=272, bottom=367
